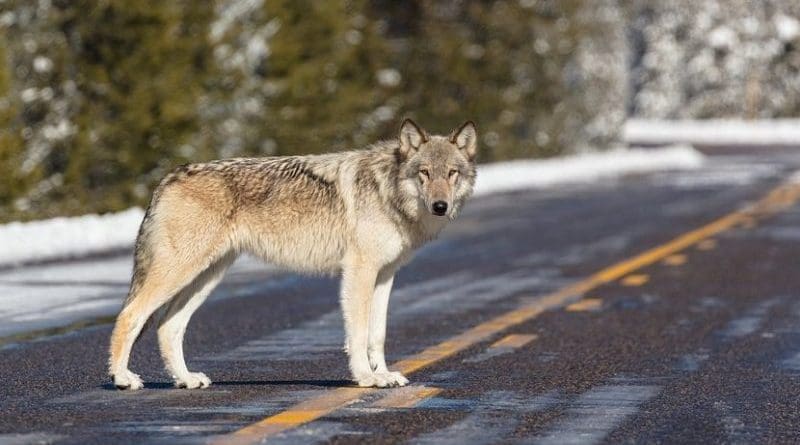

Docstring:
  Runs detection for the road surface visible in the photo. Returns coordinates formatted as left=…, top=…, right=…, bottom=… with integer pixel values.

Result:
left=3, top=147, right=800, bottom=444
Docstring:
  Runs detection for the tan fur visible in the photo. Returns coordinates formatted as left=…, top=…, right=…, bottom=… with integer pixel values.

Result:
left=108, top=119, right=477, bottom=390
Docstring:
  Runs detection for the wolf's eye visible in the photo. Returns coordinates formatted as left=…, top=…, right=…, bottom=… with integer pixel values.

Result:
left=448, top=169, right=458, bottom=178
left=419, top=169, right=430, bottom=179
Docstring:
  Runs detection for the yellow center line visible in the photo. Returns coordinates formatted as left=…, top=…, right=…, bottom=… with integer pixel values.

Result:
left=222, top=388, right=370, bottom=444
left=215, top=179, right=800, bottom=445
left=371, top=385, right=442, bottom=409
left=621, top=274, right=650, bottom=286
left=566, top=298, right=603, bottom=312
left=662, top=254, right=687, bottom=266
left=490, top=333, right=538, bottom=349
left=697, top=239, right=717, bottom=250
left=741, top=217, right=757, bottom=229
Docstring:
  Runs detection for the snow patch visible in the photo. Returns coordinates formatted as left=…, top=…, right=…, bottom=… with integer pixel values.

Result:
left=775, top=14, right=800, bottom=42
left=708, top=26, right=737, bottom=50
left=0, top=208, right=144, bottom=267
left=474, top=145, right=704, bottom=196
left=210, top=0, right=265, bottom=42
left=624, top=119, right=800, bottom=146
left=0, top=254, right=270, bottom=337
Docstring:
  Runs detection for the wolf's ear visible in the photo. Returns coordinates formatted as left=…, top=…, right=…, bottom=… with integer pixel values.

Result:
left=399, top=118, right=428, bottom=159
left=450, top=121, right=477, bottom=161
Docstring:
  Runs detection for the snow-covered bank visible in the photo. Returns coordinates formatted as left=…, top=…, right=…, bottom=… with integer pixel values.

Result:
left=0, top=208, right=145, bottom=268
left=0, top=145, right=704, bottom=267
left=474, top=144, right=703, bottom=196
left=624, top=119, right=800, bottom=146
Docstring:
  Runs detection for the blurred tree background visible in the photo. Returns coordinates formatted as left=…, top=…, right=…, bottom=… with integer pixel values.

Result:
left=0, top=0, right=798, bottom=222
left=628, top=0, right=800, bottom=119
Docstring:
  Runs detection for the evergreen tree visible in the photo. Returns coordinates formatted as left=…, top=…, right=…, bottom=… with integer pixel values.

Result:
left=0, top=0, right=71, bottom=220
left=0, top=41, right=27, bottom=215
left=371, top=0, right=625, bottom=161
left=208, top=0, right=398, bottom=157
left=55, top=0, right=218, bottom=212
left=7, top=0, right=759, bottom=223
left=629, top=0, right=800, bottom=118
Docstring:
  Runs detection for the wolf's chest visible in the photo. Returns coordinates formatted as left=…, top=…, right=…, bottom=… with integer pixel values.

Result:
left=354, top=215, right=446, bottom=270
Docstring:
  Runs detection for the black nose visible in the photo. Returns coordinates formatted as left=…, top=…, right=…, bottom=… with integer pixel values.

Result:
left=432, top=201, right=448, bottom=215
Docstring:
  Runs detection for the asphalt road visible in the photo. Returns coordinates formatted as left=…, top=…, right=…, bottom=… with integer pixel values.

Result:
left=3, top=148, right=800, bottom=444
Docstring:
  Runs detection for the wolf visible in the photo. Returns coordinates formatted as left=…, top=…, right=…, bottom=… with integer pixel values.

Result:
left=108, top=119, right=477, bottom=390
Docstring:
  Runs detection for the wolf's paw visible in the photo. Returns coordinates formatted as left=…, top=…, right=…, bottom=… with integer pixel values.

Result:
left=354, top=371, right=409, bottom=388
left=175, top=372, right=211, bottom=389
left=113, top=370, right=144, bottom=391
left=376, top=371, right=409, bottom=387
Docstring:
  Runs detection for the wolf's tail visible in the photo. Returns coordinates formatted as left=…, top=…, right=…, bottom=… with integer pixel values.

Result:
left=121, top=205, right=159, bottom=343
left=121, top=164, right=185, bottom=310
left=120, top=169, right=176, bottom=340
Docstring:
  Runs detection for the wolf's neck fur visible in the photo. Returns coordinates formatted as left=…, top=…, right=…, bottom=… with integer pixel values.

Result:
left=300, top=140, right=449, bottom=246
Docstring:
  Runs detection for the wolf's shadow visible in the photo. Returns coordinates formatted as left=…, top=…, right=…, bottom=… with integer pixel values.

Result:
left=102, top=379, right=352, bottom=390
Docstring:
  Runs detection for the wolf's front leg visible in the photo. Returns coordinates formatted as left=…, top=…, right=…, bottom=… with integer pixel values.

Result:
left=340, top=262, right=400, bottom=388
left=368, top=270, right=408, bottom=387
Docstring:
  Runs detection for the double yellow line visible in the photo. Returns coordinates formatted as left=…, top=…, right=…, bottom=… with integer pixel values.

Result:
left=216, top=178, right=800, bottom=445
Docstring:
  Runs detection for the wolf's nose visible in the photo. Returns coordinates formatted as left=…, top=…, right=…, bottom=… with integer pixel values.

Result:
left=432, top=201, right=448, bottom=216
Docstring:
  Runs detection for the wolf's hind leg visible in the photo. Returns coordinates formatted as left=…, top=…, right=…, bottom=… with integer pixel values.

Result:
left=157, top=253, right=234, bottom=389
left=109, top=278, right=185, bottom=390
left=108, top=251, right=222, bottom=390
left=109, top=178, right=234, bottom=390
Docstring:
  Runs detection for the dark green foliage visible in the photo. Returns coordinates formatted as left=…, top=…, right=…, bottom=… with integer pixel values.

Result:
left=0, top=0, right=621, bottom=222
left=377, top=0, right=593, bottom=161
left=216, top=0, right=398, bottom=155
left=0, top=41, right=27, bottom=213
left=57, top=0, right=218, bottom=213
left=0, top=0, right=219, bottom=219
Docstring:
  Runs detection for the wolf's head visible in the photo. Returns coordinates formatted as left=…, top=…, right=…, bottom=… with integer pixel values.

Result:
left=396, top=119, right=477, bottom=220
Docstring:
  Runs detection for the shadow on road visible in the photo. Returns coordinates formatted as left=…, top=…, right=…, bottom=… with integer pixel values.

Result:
left=100, top=379, right=354, bottom=391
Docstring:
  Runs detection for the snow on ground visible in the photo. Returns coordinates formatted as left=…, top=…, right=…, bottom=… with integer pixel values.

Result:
left=0, top=254, right=275, bottom=338
left=0, top=207, right=144, bottom=268
left=624, top=119, right=800, bottom=146
left=474, top=144, right=703, bottom=196
left=0, top=256, right=133, bottom=337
